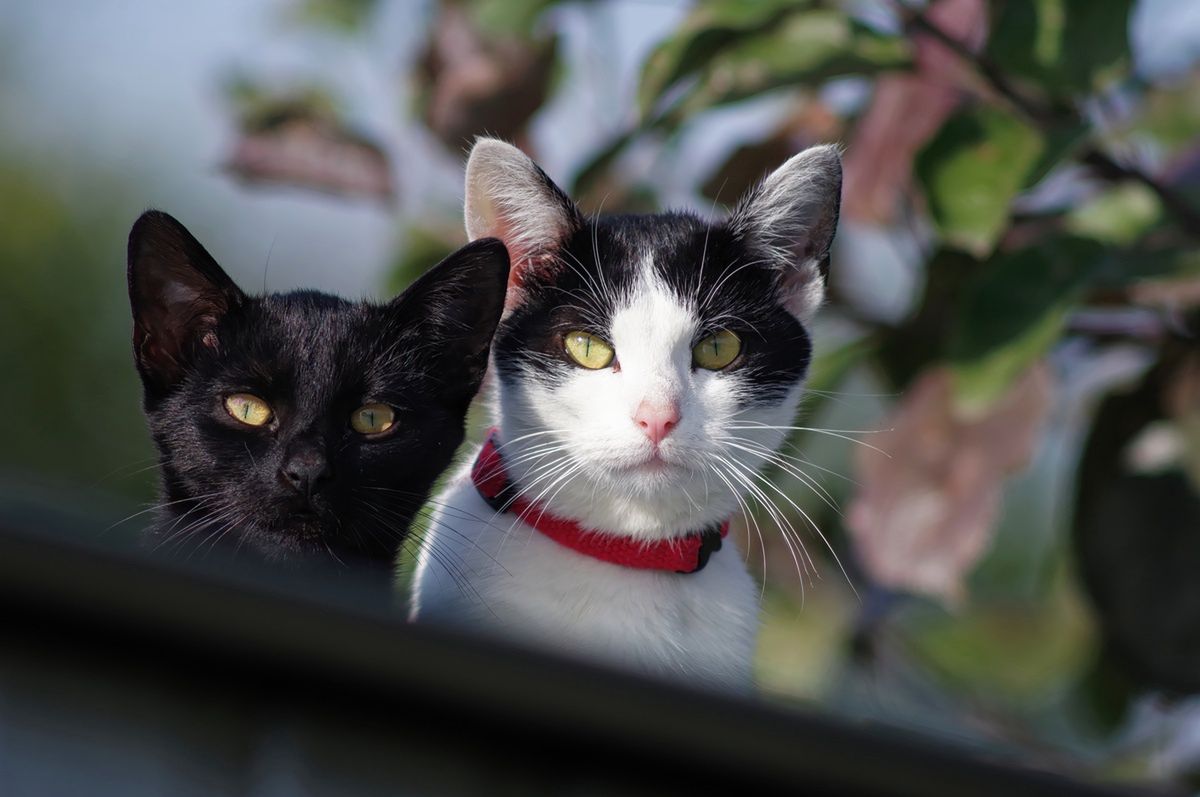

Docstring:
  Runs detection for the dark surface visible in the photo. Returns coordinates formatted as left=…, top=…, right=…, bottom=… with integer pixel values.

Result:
left=0, top=517, right=1176, bottom=797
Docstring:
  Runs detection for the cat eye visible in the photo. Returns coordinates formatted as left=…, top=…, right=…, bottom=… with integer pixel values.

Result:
left=351, top=403, right=396, bottom=435
left=564, top=331, right=615, bottom=370
left=224, top=393, right=273, bottom=427
left=692, top=329, right=742, bottom=371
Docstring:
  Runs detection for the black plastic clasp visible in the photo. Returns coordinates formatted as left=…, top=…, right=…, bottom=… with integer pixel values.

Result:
left=678, top=526, right=724, bottom=574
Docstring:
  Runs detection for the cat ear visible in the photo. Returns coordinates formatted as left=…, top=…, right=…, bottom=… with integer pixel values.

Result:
left=464, top=137, right=581, bottom=300
left=127, top=210, right=246, bottom=393
left=729, top=144, right=842, bottom=323
left=388, top=237, right=510, bottom=408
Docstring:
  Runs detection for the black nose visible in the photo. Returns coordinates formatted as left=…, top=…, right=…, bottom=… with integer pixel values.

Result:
left=280, top=447, right=331, bottom=498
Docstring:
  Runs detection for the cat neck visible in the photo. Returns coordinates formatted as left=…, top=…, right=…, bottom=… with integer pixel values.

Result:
left=488, top=423, right=738, bottom=543
left=473, top=428, right=729, bottom=573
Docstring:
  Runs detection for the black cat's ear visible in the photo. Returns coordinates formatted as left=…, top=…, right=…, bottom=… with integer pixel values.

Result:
left=127, top=211, right=245, bottom=393
left=729, top=144, right=842, bottom=323
left=388, top=237, right=510, bottom=407
left=463, top=137, right=581, bottom=304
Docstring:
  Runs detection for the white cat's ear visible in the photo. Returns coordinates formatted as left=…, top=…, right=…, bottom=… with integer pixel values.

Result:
left=729, top=144, right=842, bottom=323
left=464, top=138, right=581, bottom=294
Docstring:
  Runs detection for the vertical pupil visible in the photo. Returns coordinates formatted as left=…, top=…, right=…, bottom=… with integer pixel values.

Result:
left=365, top=410, right=374, bottom=428
left=584, top=336, right=591, bottom=358
left=241, top=402, right=250, bottom=420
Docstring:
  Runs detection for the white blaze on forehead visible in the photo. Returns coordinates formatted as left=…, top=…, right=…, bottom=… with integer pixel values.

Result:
left=608, top=265, right=695, bottom=408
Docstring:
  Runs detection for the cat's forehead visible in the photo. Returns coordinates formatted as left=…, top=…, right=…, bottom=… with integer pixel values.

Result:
left=580, top=213, right=714, bottom=276
left=610, top=270, right=697, bottom=353
left=553, top=213, right=775, bottom=319
left=215, top=292, right=401, bottom=392
left=256, top=292, right=372, bottom=354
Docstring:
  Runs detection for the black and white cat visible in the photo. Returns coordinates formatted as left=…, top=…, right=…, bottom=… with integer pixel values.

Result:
left=127, top=210, right=508, bottom=579
left=409, top=139, right=841, bottom=689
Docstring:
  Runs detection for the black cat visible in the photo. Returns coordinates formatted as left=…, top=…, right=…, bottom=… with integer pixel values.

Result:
left=127, top=210, right=508, bottom=578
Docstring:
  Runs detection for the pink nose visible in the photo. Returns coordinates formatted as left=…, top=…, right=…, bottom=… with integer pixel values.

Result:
left=634, top=401, right=680, bottom=446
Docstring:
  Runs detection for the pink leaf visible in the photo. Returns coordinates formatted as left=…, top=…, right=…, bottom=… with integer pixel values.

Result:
left=846, top=363, right=1053, bottom=604
left=842, top=0, right=987, bottom=224
left=225, top=113, right=394, bottom=203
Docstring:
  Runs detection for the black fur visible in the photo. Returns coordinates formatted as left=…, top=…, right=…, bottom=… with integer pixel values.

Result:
left=127, top=210, right=508, bottom=573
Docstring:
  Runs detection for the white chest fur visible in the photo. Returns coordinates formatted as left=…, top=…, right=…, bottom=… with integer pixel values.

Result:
left=409, top=456, right=761, bottom=692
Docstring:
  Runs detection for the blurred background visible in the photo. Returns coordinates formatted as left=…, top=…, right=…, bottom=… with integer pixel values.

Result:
left=2, top=0, right=1198, bottom=790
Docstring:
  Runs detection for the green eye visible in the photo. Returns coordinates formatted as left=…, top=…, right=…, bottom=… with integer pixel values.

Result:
left=692, top=329, right=741, bottom=371
left=564, top=331, right=615, bottom=370
left=224, top=393, right=272, bottom=427
left=351, top=403, right=395, bottom=435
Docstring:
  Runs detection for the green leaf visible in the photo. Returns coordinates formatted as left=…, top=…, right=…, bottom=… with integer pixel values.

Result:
left=806, top=335, right=874, bottom=397
left=1066, top=184, right=1163, bottom=244
left=672, top=11, right=909, bottom=117
left=289, top=0, right=379, bottom=32
left=775, top=334, right=874, bottom=470
left=986, top=0, right=1133, bottom=93
left=468, top=0, right=557, bottom=36
left=636, top=0, right=803, bottom=118
left=946, top=235, right=1192, bottom=410
left=1129, top=75, right=1200, bottom=152
left=949, top=238, right=1105, bottom=411
left=569, top=127, right=640, bottom=199
left=1100, top=246, right=1200, bottom=286
left=916, top=106, right=1045, bottom=257
left=1022, top=119, right=1090, bottom=189
left=386, top=227, right=458, bottom=295
left=1059, top=0, right=1134, bottom=91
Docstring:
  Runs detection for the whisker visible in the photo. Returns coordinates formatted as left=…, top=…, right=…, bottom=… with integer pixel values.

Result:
left=729, top=423, right=893, bottom=458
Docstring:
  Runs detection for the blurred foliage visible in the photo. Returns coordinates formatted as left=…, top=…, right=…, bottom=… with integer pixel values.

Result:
left=413, top=0, right=560, bottom=152
left=222, top=76, right=395, bottom=202
left=288, top=0, right=380, bottom=31
left=0, top=166, right=153, bottom=504
left=986, top=0, right=1135, bottom=94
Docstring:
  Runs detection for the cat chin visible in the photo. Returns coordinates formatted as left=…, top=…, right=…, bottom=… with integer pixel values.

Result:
left=540, top=465, right=737, bottom=540
left=244, top=526, right=322, bottom=555
left=235, top=513, right=340, bottom=558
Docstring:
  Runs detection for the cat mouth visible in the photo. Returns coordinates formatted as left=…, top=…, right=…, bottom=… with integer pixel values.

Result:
left=254, top=498, right=333, bottom=540
left=629, top=452, right=677, bottom=473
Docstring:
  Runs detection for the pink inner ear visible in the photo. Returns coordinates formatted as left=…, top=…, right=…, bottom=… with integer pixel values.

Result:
left=503, top=253, right=557, bottom=312
left=778, top=263, right=826, bottom=321
left=487, top=216, right=529, bottom=309
left=490, top=216, right=565, bottom=312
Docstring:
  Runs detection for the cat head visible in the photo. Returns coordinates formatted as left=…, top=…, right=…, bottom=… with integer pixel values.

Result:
left=128, top=210, right=508, bottom=567
left=464, top=138, right=841, bottom=539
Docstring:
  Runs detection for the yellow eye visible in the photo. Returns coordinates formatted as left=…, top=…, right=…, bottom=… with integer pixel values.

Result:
left=351, top=403, right=395, bottom=435
left=564, top=331, right=615, bottom=370
left=224, top=393, right=272, bottom=427
left=692, top=329, right=741, bottom=370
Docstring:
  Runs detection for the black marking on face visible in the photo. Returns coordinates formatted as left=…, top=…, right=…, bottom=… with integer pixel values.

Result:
left=493, top=211, right=812, bottom=407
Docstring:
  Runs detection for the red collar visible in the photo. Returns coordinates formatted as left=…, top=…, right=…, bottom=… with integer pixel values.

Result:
left=471, top=430, right=728, bottom=574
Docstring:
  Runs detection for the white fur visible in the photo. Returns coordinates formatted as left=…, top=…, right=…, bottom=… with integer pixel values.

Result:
left=410, top=271, right=803, bottom=692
